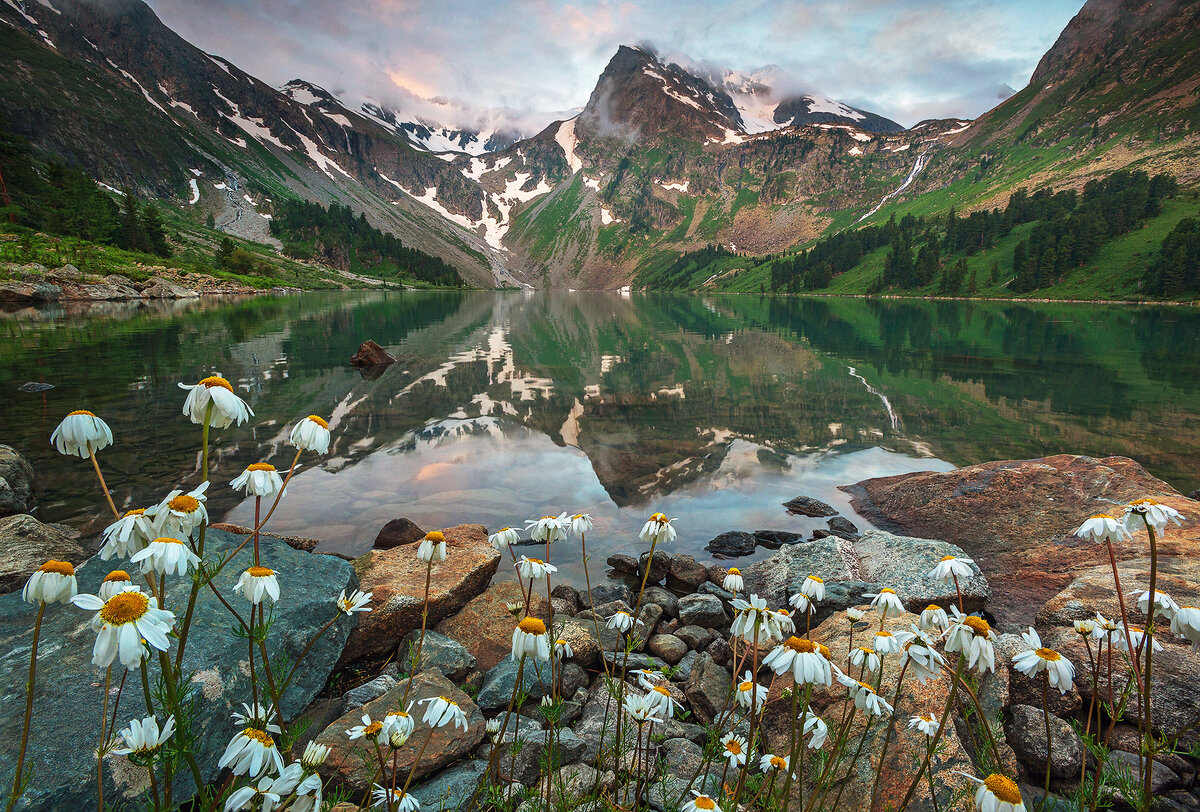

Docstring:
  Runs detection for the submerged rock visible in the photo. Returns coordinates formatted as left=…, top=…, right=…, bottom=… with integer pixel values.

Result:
left=782, top=494, right=838, bottom=517
left=350, top=339, right=397, bottom=367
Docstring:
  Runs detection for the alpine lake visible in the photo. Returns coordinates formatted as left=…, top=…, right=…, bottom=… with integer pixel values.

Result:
left=4, top=291, right=1198, bottom=585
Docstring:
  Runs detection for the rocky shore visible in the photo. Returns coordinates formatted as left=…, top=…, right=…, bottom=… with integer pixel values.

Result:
left=0, top=263, right=264, bottom=304
left=1, top=450, right=1197, bottom=811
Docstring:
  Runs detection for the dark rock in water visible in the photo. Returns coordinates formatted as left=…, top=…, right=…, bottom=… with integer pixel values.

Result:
left=705, top=531, right=757, bottom=557
left=827, top=516, right=860, bottom=536
left=16, top=382, right=54, bottom=393
left=372, top=517, right=425, bottom=549
left=0, top=282, right=60, bottom=304
left=0, top=445, right=36, bottom=518
left=753, top=529, right=803, bottom=548
left=606, top=553, right=638, bottom=574
left=812, top=527, right=855, bottom=541
left=349, top=339, right=397, bottom=367
left=782, top=494, right=838, bottom=517
left=0, top=527, right=357, bottom=812
left=0, top=514, right=86, bottom=594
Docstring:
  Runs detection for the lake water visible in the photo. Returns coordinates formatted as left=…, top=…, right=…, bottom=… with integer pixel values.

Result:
left=3, top=292, right=1198, bottom=584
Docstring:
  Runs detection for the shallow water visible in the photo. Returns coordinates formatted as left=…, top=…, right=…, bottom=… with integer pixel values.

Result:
left=3, top=292, right=1197, bottom=584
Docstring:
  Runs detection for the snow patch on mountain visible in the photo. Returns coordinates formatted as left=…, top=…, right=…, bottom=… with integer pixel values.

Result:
left=555, top=119, right=583, bottom=174
left=803, top=94, right=865, bottom=121
left=187, top=179, right=200, bottom=204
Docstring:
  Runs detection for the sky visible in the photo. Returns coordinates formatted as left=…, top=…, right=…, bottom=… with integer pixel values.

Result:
left=145, top=0, right=1087, bottom=131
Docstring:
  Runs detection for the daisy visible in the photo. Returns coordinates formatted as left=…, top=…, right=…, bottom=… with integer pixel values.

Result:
left=800, top=575, right=825, bottom=602
left=873, top=630, right=901, bottom=655
left=419, top=696, right=468, bottom=731
left=865, top=588, right=904, bottom=617
left=909, top=713, right=940, bottom=738
left=179, top=374, right=253, bottom=428
left=927, top=555, right=975, bottom=581
left=646, top=683, right=676, bottom=717
left=525, top=513, right=569, bottom=543
left=130, top=537, right=199, bottom=577
left=764, top=636, right=832, bottom=686
left=290, top=415, right=331, bottom=454
left=336, top=589, right=373, bottom=615
left=731, top=594, right=777, bottom=642
left=100, top=509, right=154, bottom=560
left=849, top=647, right=881, bottom=674
left=1136, top=589, right=1179, bottom=619
left=1074, top=619, right=1100, bottom=640
left=1171, top=606, right=1200, bottom=647
left=554, top=638, right=573, bottom=659
left=417, top=531, right=447, bottom=564
left=511, top=616, right=550, bottom=661
left=218, top=726, right=285, bottom=778
left=504, top=601, right=524, bottom=615
left=1116, top=623, right=1163, bottom=654
left=224, top=777, right=281, bottom=812
left=606, top=610, right=634, bottom=633
left=371, top=785, right=420, bottom=812
left=771, top=608, right=797, bottom=638
left=1124, top=498, right=1184, bottom=536
left=569, top=513, right=594, bottom=535
left=804, top=714, right=828, bottom=749
left=636, top=669, right=664, bottom=690
left=841, top=675, right=892, bottom=717
left=147, top=482, right=209, bottom=539
left=944, top=610, right=998, bottom=673
left=50, top=410, right=113, bottom=457
left=485, top=717, right=503, bottom=743
left=735, top=671, right=768, bottom=710
left=681, top=791, right=718, bottom=812
left=1012, top=627, right=1074, bottom=694
left=516, top=556, right=556, bottom=581
left=23, top=560, right=78, bottom=605
left=232, top=702, right=281, bottom=734
left=347, top=714, right=391, bottom=746
left=1074, top=514, right=1130, bottom=544
left=1094, top=612, right=1121, bottom=645
left=385, top=706, right=415, bottom=742
left=919, top=604, right=949, bottom=633
left=112, top=714, right=175, bottom=757
left=788, top=592, right=812, bottom=615
left=896, top=628, right=945, bottom=684
left=388, top=725, right=411, bottom=750
left=846, top=607, right=867, bottom=622
left=230, top=463, right=286, bottom=499
left=100, top=570, right=135, bottom=600
left=962, top=772, right=1026, bottom=812
left=234, top=566, right=281, bottom=605
left=301, top=740, right=330, bottom=770
left=71, top=586, right=175, bottom=669
left=760, top=753, right=791, bottom=774
left=639, top=512, right=677, bottom=545
left=720, top=732, right=748, bottom=768
left=722, top=567, right=744, bottom=593
left=488, top=527, right=520, bottom=552
left=620, top=692, right=659, bottom=726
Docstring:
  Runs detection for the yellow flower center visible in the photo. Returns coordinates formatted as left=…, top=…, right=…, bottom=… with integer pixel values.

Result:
left=527, top=557, right=544, bottom=565
left=100, top=591, right=150, bottom=625
left=1036, top=647, right=1061, bottom=661
left=363, top=722, right=383, bottom=737
left=880, top=588, right=896, bottom=595
left=306, top=415, right=329, bottom=429
left=694, top=798, right=716, bottom=811
left=104, top=570, right=131, bottom=583
left=199, top=376, right=233, bottom=391
left=152, top=537, right=184, bottom=546
left=247, top=566, right=275, bottom=578
left=242, top=727, right=276, bottom=747
left=983, top=774, right=1022, bottom=804
left=857, top=647, right=876, bottom=656
left=785, top=636, right=816, bottom=653
left=38, top=560, right=76, bottom=576
left=169, top=494, right=200, bottom=513
left=818, top=644, right=832, bottom=661
left=728, top=567, right=740, bottom=575
left=1089, top=513, right=1117, bottom=520
left=924, top=604, right=941, bottom=613
left=877, top=631, right=893, bottom=638
left=67, top=409, right=97, bottom=417
left=963, top=616, right=991, bottom=637
left=517, top=617, right=547, bottom=635
left=856, top=681, right=875, bottom=693
left=1128, top=498, right=1159, bottom=508
left=919, top=714, right=935, bottom=723
left=770, top=755, right=787, bottom=769
left=123, top=508, right=146, bottom=518
left=424, top=531, right=445, bottom=542
left=247, top=463, right=276, bottom=472
left=650, top=512, right=667, bottom=522
left=725, top=740, right=742, bottom=755
left=777, top=609, right=790, bottom=617
left=653, top=685, right=671, bottom=697
left=556, top=639, right=567, bottom=646
left=808, top=575, right=823, bottom=583
left=739, top=681, right=754, bottom=692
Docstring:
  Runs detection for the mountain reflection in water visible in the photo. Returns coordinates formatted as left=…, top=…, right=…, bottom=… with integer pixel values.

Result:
left=3, top=292, right=1197, bottom=584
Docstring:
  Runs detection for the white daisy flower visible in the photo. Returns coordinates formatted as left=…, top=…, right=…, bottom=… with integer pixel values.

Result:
left=1171, top=606, right=1200, bottom=647
left=71, top=586, right=175, bottom=670
left=130, top=536, right=199, bottom=577
left=50, top=410, right=113, bottom=457
left=873, top=630, right=901, bottom=656
left=636, top=669, right=665, bottom=690
left=645, top=683, right=676, bottom=718
left=336, top=589, right=373, bottom=615
left=417, top=531, right=447, bottom=564
left=1123, top=498, right=1184, bottom=536
left=621, top=692, right=660, bottom=726
left=112, top=714, right=175, bottom=757
left=569, top=513, right=594, bottom=535
left=217, top=726, right=284, bottom=778
left=800, top=575, right=825, bottom=602
left=99, top=570, right=135, bottom=601
left=1116, top=622, right=1163, bottom=654
left=908, top=713, right=940, bottom=738
left=1136, top=589, right=1180, bottom=619
left=525, top=512, right=569, bottom=543
left=554, top=638, right=573, bottom=659
left=100, top=509, right=154, bottom=560
left=771, top=608, right=796, bottom=638
left=896, top=628, right=946, bottom=684
left=232, top=702, right=281, bottom=734
left=419, top=696, right=468, bottom=731
left=302, top=741, right=330, bottom=769
left=731, top=594, right=778, bottom=643
left=735, top=671, right=768, bottom=710
left=1012, top=627, right=1074, bottom=694
left=765, top=636, right=833, bottom=686
left=234, top=566, right=281, bottom=606
left=385, top=706, right=415, bottom=742
left=846, top=607, right=867, bottom=622
left=147, top=482, right=209, bottom=539
left=760, top=752, right=791, bottom=774
left=224, top=778, right=279, bottom=812
left=919, top=604, right=949, bottom=633
left=388, top=724, right=411, bottom=750
left=511, top=616, right=550, bottom=661
left=347, top=714, right=391, bottom=746
left=485, top=717, right=503, bottom=743
left=963, top=772, right=1026, bottom=812
left=1074, top=513, right=1130, bottom=544
left=865, top=588, right=905, bottom=616
left=804, top=714, right=828, bottom=749
left=849, top=647, right=881, bottom=674
left=840, top=674, right=892, bottom=717
left=488, top=527, right=520, bottom=552
left=516, top=556, right=556, bottom=581
left=606, top=610, right=634, bottom=633
left=788, top=592, right=811, bottom=615
left=23, top=560, right=78, bottom=605
left=944, top=610, right=998, bottom=673
left=639, top=512, right=677, bottom=545
left=1094, top=612, right=1121, bottom=644
left=371, top=786, right=419, bottom=812
left=230, top=463, right=286, bottom=499
left=927, top=555, right=975, bottom=581
left=290, top=415, right=331, bottom=454
left=720, top=732, right=749, bottom=768
left=681, top=791, right=718, bottom=812
left=179, top=374, right=253, bottom=428
left=1073, top=619, right=1100, bottom=640
left=722, top=567, right=744, bottom=593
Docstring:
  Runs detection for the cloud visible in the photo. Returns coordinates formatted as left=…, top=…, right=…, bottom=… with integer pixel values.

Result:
left=144, top=0, right=1085, bottom=128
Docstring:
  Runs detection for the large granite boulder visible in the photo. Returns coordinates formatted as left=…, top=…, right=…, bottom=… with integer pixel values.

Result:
left=740, top=537, right=852, bottom=609
left=436, top=580, right=549, bottom=673
left=140, top=276, right=197, bottom=299
left=340, top=524, right=500, bottom=665
left=0, top=445, right=35, bottom=517
left=0, top=282, right=59, bottom=304
left=0, top=527, right=357, bottom=811
left=853, top=530, right=989, bottom=613
left=843, top=454, right=1199, bottom=630
left=0, top=514, right=87, bottom=594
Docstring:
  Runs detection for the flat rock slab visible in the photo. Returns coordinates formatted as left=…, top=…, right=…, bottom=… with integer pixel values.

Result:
left=0, top=527, right=357, bottom=812
left=341, top=524, right=500, bottom=666
left=740, top=537, right=852, bottom=608
left=782, top=495, right=838, bottom=517
left=853, top=529, right=988, bottom=613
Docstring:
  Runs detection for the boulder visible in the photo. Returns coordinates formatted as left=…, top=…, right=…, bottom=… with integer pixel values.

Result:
left=782, top=494, right=838, bottom=517
left=341, top=524, right=500, bottom=665
left=373, top=518, right=425, bottom=549
left=642, top=586, right=679, bottom=618
left=645, top=737, right=721, bottom=811
left=45, top=264, right=82, bottom=283
left=436, top=580, right=548, bottom=673
left=827, top=516, right=860, bottom=537
left=853, top=530, right=989, bottom=614
left=666, top=554, right=707, bottom=590
left=398, top=629, right=476, bottom=681
left=1104, top=749, right=1180, bottom=794
left=587, top=581, right=632, bottom=607
left=0, top=527, right=357, bottom=812
left=677, top=594, right=727, bottom=629
left=0, top=281, right=59, bottom=304
left=752, top=529, right=803, bottom=548
left=476, top=654, right=555, bottom=711
left=349, top=339, right=397, bottom=367
left=683, top=652, right=729, bottom=724
left=606, top=554, right=638, bottom=574
left=675, top=625, right=714, bottom=652
left=740, top=537, right=852, bottom=609
left=1004, top=704, right=1084, bottom=779
left=705, top=531, right=757, bottom=557
left=317, top=672, right=485, bottom=795
left=843, top=454, right=1200, bottom=630
left=411, top=758, right=488, bottom=812
left=555, top=617, right=601, bottom=668
left=0, top=445, right=35, bottom=517
left=59, top=282, right=139, bottom=301
left=0, top=514, right=87, bottom=594
left=341, top=674, right=398, bottom=711
left=141, top=276, right=197, bottom=298
left=494, top=725, right=586, bottom=784
left=550, top=584, right=581, bottom=614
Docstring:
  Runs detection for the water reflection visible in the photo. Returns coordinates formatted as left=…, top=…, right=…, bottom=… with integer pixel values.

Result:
left=3, top=292, right=1198, bottom=579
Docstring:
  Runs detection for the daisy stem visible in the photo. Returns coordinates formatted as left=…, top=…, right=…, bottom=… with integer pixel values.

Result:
left=106, top=669, right=127, bottom=749
left=155, top=650, right=202, bottom=791
left=1041, top=671, right=1054, bottom=802
left=255, top=635, right=287, bottom=746
left=578, top=534, right=611, bottom=679
left=97, top=666, right=111, bottom=812
left=1142, top=524, right=1160, bottom=803
left=894, top=657, right=962, bottom=812
left=952, top=573, right=963, bottom=613
left=613, top=535, right=660, bottom=778
left=1081, top=639, right=1097, bottom=789
left=280, top=614, right=341, bottom=695
left=782, top=682, right=813, bottom=809
left=254, top=449, right=302, bottom=531
left=954, top=667, right=1002, bottom=768
left=248, top=604, right=259, bottom=711
left=401, top=560, right=434, bottom=707
left=1104, top=538, right=1145, bottom=701
left=7, top=602, right=45, bottom=812
left=252, top=497, right=261, bottom=566
left=804, top=705, right=858, bottom=812
left=732, top=625, right=762, bottom=808
left=464, top=655, right=524, bottom=812
left=868, top=659, right=910, bottom=811
left=200, top=403, right=212, bottom=481
left=826, top=713, right=875, bottom=812
left=89, top=451, right=120, bottom=521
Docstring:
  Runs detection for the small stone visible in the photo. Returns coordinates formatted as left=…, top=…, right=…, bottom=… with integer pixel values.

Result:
left=372, top=517, right=425, bottom=549
left=0, top=446, right=35, bottom=518
left=678, top=594, right=727, bottom=629
left=398, top=630, right=476, bottom=681
left=606, top=554, right=639, bottom=574
left=684, top=653, right=730, bottom=724
left=1004, top=704, right=1084, bottom=779
left=674, top=650, right=698, bottom=681
left=705, top=637, right=732, bottom=667
left=647, top=634, right=687, bottom=665
left=698, top=582, right=735, bottom=603
left=476, top=656, right=555, bottom=711
left=639, top=550, right=672, bottom=583
left=341, top=674, right=398, bottom=711
left=705, top=531, right=757, bottom=557
left=658, top=618, right=679, bottom=635
left=551, top=585, right=582, bottom=613
left=643, top=586, right=679, bottom=618
left=1105, top=749, right=1180, bottom=794
left=350, top=339, right=397, bottom=367
left=551, top=597, right=577, bottom=617
left=667, top=554, right=707, bottom=590
left=411, top=758, right=488, bottom=812
left=588, top=581, right=633, bottom=607
left=827, top=516, right=860, bottom=536
left=675, top=625, right=714, bottom=651
left=783, top=494, right=838, bottom=517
